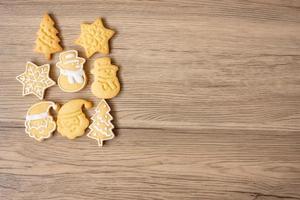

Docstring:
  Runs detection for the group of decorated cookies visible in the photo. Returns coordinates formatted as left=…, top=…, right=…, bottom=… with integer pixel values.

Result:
left=16, top=14, right=120, bottom=146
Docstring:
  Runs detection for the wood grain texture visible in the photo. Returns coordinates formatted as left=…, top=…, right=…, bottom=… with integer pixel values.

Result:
left=0, top=0, right=300, bottom=199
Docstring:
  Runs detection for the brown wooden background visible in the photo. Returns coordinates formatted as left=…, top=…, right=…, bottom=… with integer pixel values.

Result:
left=1, top=0, right=300, bottom=199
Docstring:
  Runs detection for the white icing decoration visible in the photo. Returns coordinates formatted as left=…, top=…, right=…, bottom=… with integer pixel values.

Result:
left=60, top=68, right=84, bottom=84
left=26, top=112, right=49, bottom=121
left=65, top=54, right=75, bottom=59
left=63, top=60, right=80, bottom=64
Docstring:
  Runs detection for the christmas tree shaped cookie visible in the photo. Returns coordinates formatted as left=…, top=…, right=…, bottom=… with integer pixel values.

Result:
left=35, top=13, right=62, bottom=60
left=87, top=99, right=115, bottom=146
left=75, top=18, right=115, bottom=58
left=16, top=62, right=55, bottom=100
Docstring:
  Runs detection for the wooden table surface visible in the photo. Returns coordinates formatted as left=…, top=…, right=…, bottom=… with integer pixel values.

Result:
left=1, top=0, right=300, bottom=199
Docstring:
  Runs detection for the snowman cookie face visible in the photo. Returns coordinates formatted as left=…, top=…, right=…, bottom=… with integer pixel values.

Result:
left=98, top=68, right=117, bottom=78
left=91, top=57, right=120, bottom=99
left=56, top=50, right=87, bottom=93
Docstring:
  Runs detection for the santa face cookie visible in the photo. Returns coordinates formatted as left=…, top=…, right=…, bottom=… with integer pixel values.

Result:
left=56, top=50, right=87, bottom=92
left=25, top=101, right=59, bottom=141
left=91, top=57, right=120, bottom=99
left=57, top=99, right=92, bottom=139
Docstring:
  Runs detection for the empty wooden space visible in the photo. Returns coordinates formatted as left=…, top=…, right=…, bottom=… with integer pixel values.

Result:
left=0, top=0, right=300, bottom=199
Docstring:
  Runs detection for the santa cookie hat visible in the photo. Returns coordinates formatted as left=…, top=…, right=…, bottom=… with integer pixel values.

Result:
left=58, top=99, right=92, bottom=118
left=26, top=101, right=59, bottom=121
left=56, top=50, right=85, bottom=69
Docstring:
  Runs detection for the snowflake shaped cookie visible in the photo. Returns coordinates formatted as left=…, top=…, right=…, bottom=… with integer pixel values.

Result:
left=75, top=18, right=115, bottom=58
left=16, top=62, right=55, bottom=100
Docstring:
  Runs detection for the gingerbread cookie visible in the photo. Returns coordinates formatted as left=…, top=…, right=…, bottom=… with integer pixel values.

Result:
left=87, top=99, right=114, bottom=146
left=25, top=101, right=59, bottom=141
left=56, top=50, right=87, bottom=92
left=35, top=13, right=62, bottom=60
left=75, top=18, right=115, bottom=58
left=16, top=62, right=55, bottom=100
left=91, top=57, right=120, bottom=99
left=57, top=99, right=92, bottom=139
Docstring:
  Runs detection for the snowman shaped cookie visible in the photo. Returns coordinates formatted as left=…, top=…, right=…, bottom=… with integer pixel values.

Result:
left=91, top=57, right=120, bottom=99
left=56, top=50, right=87, bottom=92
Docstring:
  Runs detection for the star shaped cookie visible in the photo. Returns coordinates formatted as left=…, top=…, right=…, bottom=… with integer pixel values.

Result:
left=75, top=18, right=115, bottom=58
left=16, top=62, right=55, bottom=100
